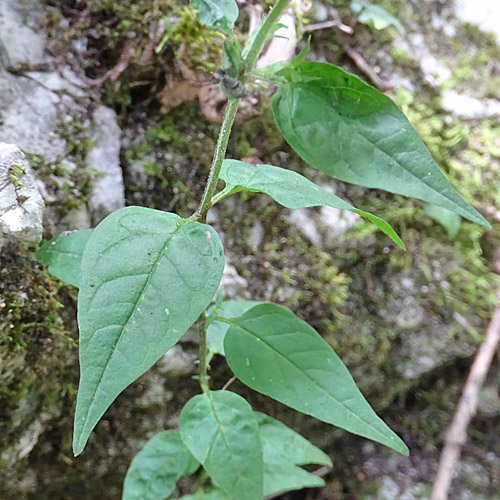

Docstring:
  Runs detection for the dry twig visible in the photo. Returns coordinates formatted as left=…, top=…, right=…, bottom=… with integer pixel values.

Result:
left=430, top=292, right=500, bottom=500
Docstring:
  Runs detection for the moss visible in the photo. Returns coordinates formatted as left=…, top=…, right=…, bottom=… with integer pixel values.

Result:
left=437, top=22, right=500, bottom=99
left=0, top=246, right=78, bottom=493
left=123, top=102, right=218, bottom=215
left=232, top=105, right=286, bottom=159
left=390, top=46, right=414, bottom=65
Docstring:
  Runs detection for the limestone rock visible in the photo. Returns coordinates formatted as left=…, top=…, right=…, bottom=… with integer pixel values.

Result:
left=455, top=0, right=500, bottom=43
left=86, top=106, right=125, bottom=222
left=220, top=262, right=249, bottom=297
left=0, top=142, right=44, bottom=246
left=441, top=90, right=500, bottom=119
left=0, top=0, right=48, bottom=69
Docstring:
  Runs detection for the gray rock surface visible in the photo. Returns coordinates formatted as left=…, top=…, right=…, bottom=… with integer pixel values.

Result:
left=86, top=106, right=125, bottom=222
left=455, top=0, right=500, bottom=43
left=0, top=0, right=124, bottom=228
left=0, top=0, right=48, bottom=69
left=0, top=142, right=44, bottom=246
left=220, top=262, right=249, bottom=297
left=441, top=90, right=500, bottom=119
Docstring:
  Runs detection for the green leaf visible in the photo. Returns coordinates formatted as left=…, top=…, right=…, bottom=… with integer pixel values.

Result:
left=219, top=160, right=405, bottom=249
left=270, top=61, right=490, bottom=228
left=206, top=300, right=264, bottom=356
left=190, top=0, right=238, bottom=33
left=222, top=38, right=243, bottom=77
left=222, top=303, right=409, bottom=455
left=37, top=229, right=92, bottom=287
left=179, top=391, right=263, bottom=500
left=256, top=412, right=332, bottom=496
left=251, top=36, right=310, bottom=79
left=351, top=1, right=404, bottom=33
left=122, top=430, right=199, bottom=500
left=73, top=207, right=225, bottom=456
left=424, top=203, right=461, bottom=238
left=179, top=488, right=230, bottom=500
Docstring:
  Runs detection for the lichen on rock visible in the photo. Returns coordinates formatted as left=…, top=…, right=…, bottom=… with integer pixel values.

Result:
left=0, top=142, right=44, bottom=247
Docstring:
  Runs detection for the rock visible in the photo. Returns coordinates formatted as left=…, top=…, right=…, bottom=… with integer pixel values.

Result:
left=455, top=0, right=500, bottom=43
left=0, top=0, right=48, bottom=69
left=312, top=2, right=329, bottom=23
left=0, top=1, right=125, bottom=228
left=318, top=205, right=359, bottom=248
left=248, top=219, right=264, bottom=250
left=286, top=208, right=322, bottom=246
left=220, top=262, right=249, bottom=297
left=394, top=35, right=452, bottom=86
left=0, top=73, right=68, bottom=162
left=86, top=106, right=125, bottom=222
left=0, top=142, right=44, bottom=247
left=441, top=90, right=500, bottom=119
left=60, top=206, right=91, bottom=231
left=156, top=344, right=197, bottom=377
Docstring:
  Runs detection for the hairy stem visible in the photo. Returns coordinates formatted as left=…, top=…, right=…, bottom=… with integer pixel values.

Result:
left=194, top=97, right=239, bottom=221
left=194, top=0, right=291, bottom=222
left=198, top=315, right=210, bottom=393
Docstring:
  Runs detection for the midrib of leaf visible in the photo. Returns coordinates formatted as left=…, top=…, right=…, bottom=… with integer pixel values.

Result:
left=280, top=83, right=484, bottom=225
left=206, top=394, right=247, bottom=493
left=77, top=218, right=190, bottom=440
left=221, top=313, right=400, bottom=447
left=49, top=249, right=83, bottom=258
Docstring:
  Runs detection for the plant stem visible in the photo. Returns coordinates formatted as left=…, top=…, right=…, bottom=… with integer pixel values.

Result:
left=243, top=0, right=292, bottom=69
left=198, top=315, right=210, bottom=393
left=194, top=97, right=239, bottom=221
left=193, top=0, right=291, bottom=222
left=209, top=186, right=236, bottom=207
left=194, top=0, right=293, bottom=391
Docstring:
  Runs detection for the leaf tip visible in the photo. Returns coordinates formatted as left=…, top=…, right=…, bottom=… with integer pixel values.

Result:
left=391, top=435, right=410, bottom=456
left=72, top=438, right=84, bottom=457
left=72, top=420, right=89, bottom=457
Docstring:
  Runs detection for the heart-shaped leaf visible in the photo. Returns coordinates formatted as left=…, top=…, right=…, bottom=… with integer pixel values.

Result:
left=222, top=303, right=409, bottom=455
left=73, top=206, right=224, bottom=455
